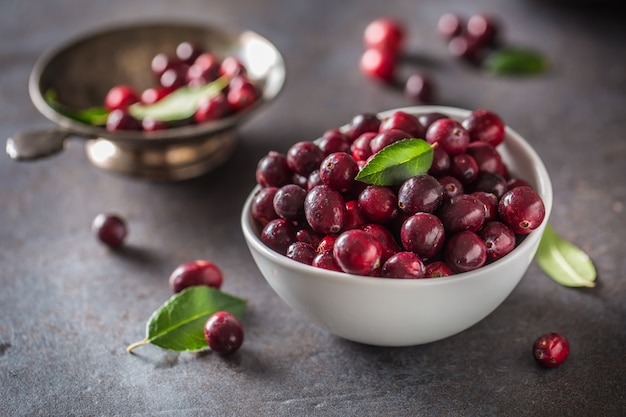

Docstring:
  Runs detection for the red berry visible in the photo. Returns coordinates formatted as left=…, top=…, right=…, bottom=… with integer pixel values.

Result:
left=462, top=109, right=506, bottom=148
left=204, top=311, right=244, bottom=355
left=405, top=73, right=435, bottom=104
left=533, top=333, right=569, bottom=368
left=363, top=17, right=405, bottom=53
left=360, top=48, right=397, bottom=82
left=498, top=186, right=546, bottom=234
left=437, top=13, right=464, bottom=39
left=168, top=260, right=224, bottom=293
left=92, top=213, right=127, bottom=248
left=333, top=229, right=382, bottom=275
left=104, top=85, right=139, bottom=110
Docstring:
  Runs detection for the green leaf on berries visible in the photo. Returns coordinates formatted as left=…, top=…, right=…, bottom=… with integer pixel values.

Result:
left=128, top=75, right=229, bottom=122
left=355, top=138, right=433, bottom=186
left=44, top=89, right=109, bottom=126
left=482, top=47, right=548, bottom=76
left=536, top=225, right=596, bottom=288
left=126, top=286, right=247, bottom=353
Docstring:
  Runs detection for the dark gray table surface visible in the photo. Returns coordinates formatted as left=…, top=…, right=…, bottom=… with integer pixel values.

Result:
left=1, top=1, right=624, bottom=416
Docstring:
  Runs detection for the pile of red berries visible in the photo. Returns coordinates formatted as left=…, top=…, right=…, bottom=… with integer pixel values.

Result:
left=252, top=108, right=546, bottom=278
left=104, top=40, right=259, bottom=132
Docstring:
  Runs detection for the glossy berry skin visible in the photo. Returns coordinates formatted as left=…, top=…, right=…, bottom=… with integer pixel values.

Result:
left=533, top=333, right=569, bottom=368
left=479, top=221, right=516, bottom=262
left=424, top=261, right=454, bottom=278
left=439, top=194, right=486, bottom=234
left=466, top=141, right=504, bottom=175
left=333, top=229, right=382, bottom=275
left=261, top=218, right=296, bottom=255
left=363, top=17, right=405, bottom=53
left=92, top=213, right=127, bottom=248
left=273, top=184, right=307, bottom=221
left=381, top=251, right=425, bottom=279
left=444, top=231, right=487, bottom=273
left=346, top=113, right=381, bottom=142
left=256, top=151, right=292, bottom=188
left=194, top=93, right=229, bottom=123
left=316, top=129, right=351, bottom=156
left=204, top=311, right=244, bottom=355
left=312, top=250, right=342, bottom=271
left=319, top=152, right=359, bottom=193
left=498, top=186, right=546, bottom=234
left=287, top=141, right=324, bottom=176
left=351, top=132, right=377, bottom=162
left=362, top=223, right=401, bottom=263
left=470, top=172, right=508, bottom=199
left=358, top=185, right=399, bottom=224
left=379, top=111, right=425, bottom=139
left=104, top=85, right=139, bottom=110
left=226, top=77, right=259, bottom=112
left=400, top=212, right=446, bottom=260
left=286, top=242, right=317, bottom=265
left=397, top=174, right=444, bottom=215
left=369, top=129, right=411, bottom=155
left=428, top=145, right=451, bottom=177
left=360, top=48, right=396, bottom=82
left=450, top=154, right=479, bottom=184
left=438, top=175, right=464, bottom=201
left=251, top=187, right=279, bottom=226
left=471, top=191, right=499, bottom=222
left=462, top=109, right=506, bottom=148
left=305, top=185, right=346, bottom=234
left=426, top=118, right=470, bottom=155
left=169, top=260, right=224, bottom=293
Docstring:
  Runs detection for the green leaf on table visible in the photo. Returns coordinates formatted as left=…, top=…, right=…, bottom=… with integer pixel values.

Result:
left=482, top=47, right=548, bottom=76
left=44, top=89, right=109, bottom=125
left=128, top=75, right=229, bottom=122
left=536, top=224, right=596, bottom=288
left=355, top=138, right=434, bottom=186
left=126, top=285, right=247, bottom=353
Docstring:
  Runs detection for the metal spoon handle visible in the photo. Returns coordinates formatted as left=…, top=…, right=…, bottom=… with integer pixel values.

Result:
left=6, top=128, right=72, bottom=160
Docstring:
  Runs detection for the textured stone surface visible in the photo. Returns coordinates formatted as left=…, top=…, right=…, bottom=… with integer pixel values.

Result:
left=1, top=1, right=624, bottom=416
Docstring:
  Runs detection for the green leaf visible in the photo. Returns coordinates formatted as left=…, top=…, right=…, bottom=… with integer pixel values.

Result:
left=355, top=138, right=434, bottom=186
left=44, top=89, right=109, bottom=126
left=128, top=75, right=229, bottom=122
left=127, top=286, right=247, bottom=352
left=482, top=47, right=548, bottom=76
left=536, top=224, right=596, bottom=288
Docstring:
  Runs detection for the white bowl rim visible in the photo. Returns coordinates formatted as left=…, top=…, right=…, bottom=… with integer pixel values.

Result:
left=241, top=105, right=553, bottom=288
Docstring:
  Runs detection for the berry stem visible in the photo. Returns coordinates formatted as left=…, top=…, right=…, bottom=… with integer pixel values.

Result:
left=126, top=338, right=149, bottom=353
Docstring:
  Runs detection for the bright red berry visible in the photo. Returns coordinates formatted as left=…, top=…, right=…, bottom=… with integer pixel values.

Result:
left=533, top=333, right=569, bottom=368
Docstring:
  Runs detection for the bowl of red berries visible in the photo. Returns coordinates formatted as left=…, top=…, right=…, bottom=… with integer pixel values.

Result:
left=241, top=105, right=553, bottom=347
left=9, top=20, right=285, bottom=180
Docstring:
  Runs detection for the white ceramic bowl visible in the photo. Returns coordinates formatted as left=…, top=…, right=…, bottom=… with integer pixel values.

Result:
left=241, top=105, right=553, bottom=347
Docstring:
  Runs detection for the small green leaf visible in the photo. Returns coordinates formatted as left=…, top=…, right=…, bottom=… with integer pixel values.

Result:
left=128, top=75, right=229, bottom=122
left=355, top=138, right=433, bottom=186
left=127, top=286, right=247, bottom=353
left=536, top=224, right=596, bottom=288
left=44, top=89, right=109, bottom=125
left=482, top=47, right=548, bottom=76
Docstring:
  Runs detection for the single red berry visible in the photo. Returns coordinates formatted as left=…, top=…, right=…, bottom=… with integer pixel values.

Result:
left=104, top=85, right=139, bottom=110
left=437, top=13, right=464, bottom=39
left=333, top=229, right=382, bottom=275
left=168, top=260, right=224, bottom=293
left=363, top=17, right=405, bottom=53
left=92, top=213, right=127, bottom=248
left=533, top=333, right=569, bottom=368
left=204, top=311, right=244, bottom=355
left=405, top=73, right=436, bottom=104
left=360, top=48, right=397, bottom=82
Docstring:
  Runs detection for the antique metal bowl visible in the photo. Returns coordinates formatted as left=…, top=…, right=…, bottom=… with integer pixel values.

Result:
left=7, top=21, right=286, bottom=180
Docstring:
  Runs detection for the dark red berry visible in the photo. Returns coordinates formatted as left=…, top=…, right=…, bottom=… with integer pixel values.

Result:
left=438, top=175, right=465, bottom=201
left=466, top=14, right=499, bottom=46
left=175, top=41, right=203, bottom=65
left=333, top=229, right=382, bottom=275
left=470, top=172, right=508, bottom=198
left=479, top=221, right=516, bottom=262
left=312, top=250, right=342, bottom=271
left=466, top=141, right=504, bottom=174
left=304, top=185, right=346, bottom=234
left=428, top=145, right=451, bottom=177
left=195, top=93, right=229, bottom=123
left=444, top=231, right=487, bottom=273
left=418, top=112, right=448, bottom=130
left=105, top=109, right=142, bottom=131
left=256, top=151, right=292, bottom=188
left=369, top=129, right=411, bottom=155
left=261, top=219, right=296, bottom=255
left=204, top=311, right=244, bottom=355
left=439, top=194, right=486, bottom=234
left=462, top=109, right=506, bottom=147
left=319, top=152, right=359, bottom=193
left=533, top=333, right=569, bottom=368
left=287, top=141, right=324, bottom=176
left=151, top=52, right=178, bottom=78
left=226, top=76, right=259, bottom=112
left=286, top=242, right=317, bottom=265
left=316, top=129, right=351, bottom=156
left=273, top=184, right=307, bottom=221
left=358, top=185, right=399, bottom=224
left=381, top=251, right=425, bottom=279
left=424, top=261, right=454, bottom=278
left=400, top=213, right=446, bottom=260
left=405, top=73, right=435, bottom=104
left=397, top=174, right=444, bottom=215
left=362, top=223, right=401, bottom=263
left=471, top=191, right=499, bottom=222
left=437, top=13, right=464, bottom=39
left=92, top=213, right=127, bottom=248
left=351, top=132, right=377, bottom=162
left=450, top=154, right=479, bottom=184
left=169, top=260, right=224, bottom=293
left=140, top=86, right=172, bottom=105
left=426, top=118, right=470, bottom=155
left=379, top=111, right=425, bottom=139
left=498, top=186, right=546, bottom=234
left=251, top=187, right=279, bottom=226
left=346, top=113, right=381, bottom=142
